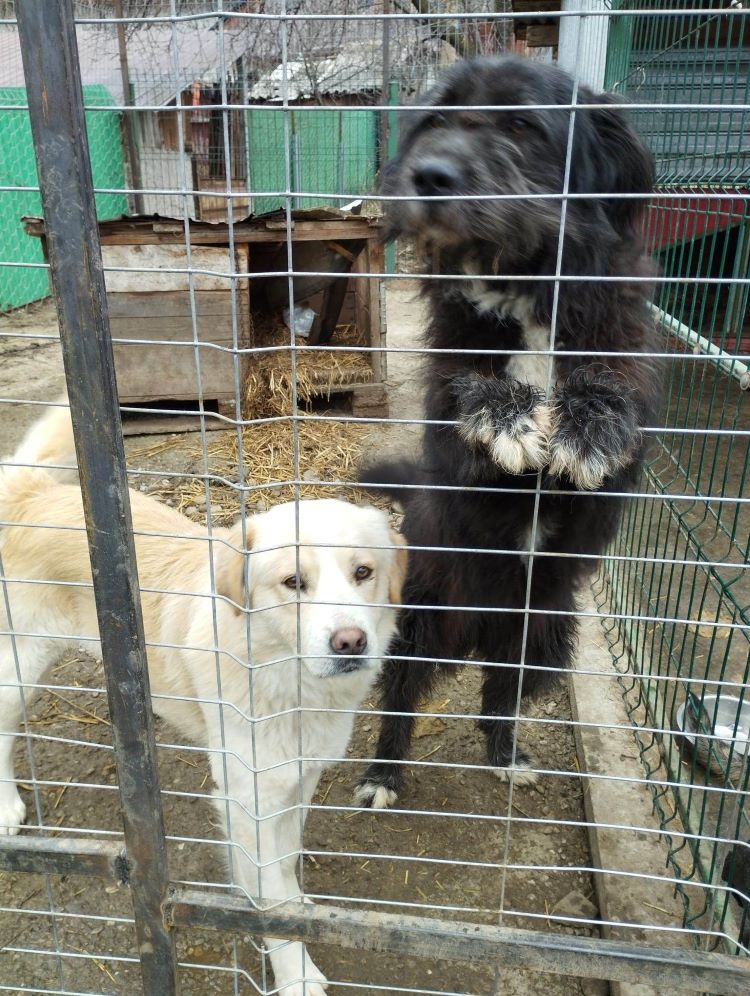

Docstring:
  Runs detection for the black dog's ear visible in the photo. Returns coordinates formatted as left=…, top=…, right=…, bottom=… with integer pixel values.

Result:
left=378, top=158, right=405, bottom=241
left=573, top=92, right=654, bottom=236
left=378, top=77, right=449, bottom=241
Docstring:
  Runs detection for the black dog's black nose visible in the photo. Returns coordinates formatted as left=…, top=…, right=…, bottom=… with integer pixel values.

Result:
left=413, top=159, right=462, bottom=196
left=330, top=627, right=368, bottom=656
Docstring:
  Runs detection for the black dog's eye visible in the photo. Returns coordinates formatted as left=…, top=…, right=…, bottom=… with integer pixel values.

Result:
left=457, top=110, right=491, bottom=130
left=354, top=565, right=373, bottom=582
left=428, top=112, right=448, bottom=129
left=509, top=117, right=529, bottom=135
left=283, top=575, right=306, bottom=592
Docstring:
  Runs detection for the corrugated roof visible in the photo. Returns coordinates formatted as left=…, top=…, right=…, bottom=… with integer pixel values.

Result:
left=250, top=41, right=389, bottom=101
left=0, top=8, right=455, bottom=108
left=0, top=23, right=250, bottom=106
left=250, top=38, right=455, bottom=101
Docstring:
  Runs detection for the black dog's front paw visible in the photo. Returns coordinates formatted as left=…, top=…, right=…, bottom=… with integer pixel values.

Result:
left=353, top=762, right=401, bottom=810
left=549, top=370, right=641, bottom=491
left=453, top=374, right=552, bottom=475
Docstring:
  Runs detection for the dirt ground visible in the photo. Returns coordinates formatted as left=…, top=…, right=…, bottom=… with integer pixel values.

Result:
left=0, top=290, right=606, bottom=995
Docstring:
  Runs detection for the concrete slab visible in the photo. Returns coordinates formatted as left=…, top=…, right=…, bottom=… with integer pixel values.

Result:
left=571, top=594, right=696, bottom=996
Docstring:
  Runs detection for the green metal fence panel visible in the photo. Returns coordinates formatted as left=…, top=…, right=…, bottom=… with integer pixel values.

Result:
left=0, top=84, right=127, bottom=312
left=246, top=107, right=286, bottom=216
left=600, top=1, right=750, bottom=951
left=605, top=3, right=750, bottom=186
left=247, top=105, right=378, bottom=214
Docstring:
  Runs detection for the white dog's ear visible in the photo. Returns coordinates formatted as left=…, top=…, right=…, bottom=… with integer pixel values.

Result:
left=215, top=522, right=255, bottom=613
left=388, top=528, right=409, bottom=607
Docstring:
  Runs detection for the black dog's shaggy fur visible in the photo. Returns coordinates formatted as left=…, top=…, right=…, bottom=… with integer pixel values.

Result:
left=355, top=56, right=661, bottom=808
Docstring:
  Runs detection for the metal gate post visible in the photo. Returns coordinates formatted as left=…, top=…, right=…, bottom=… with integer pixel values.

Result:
left=15, top=2, right=179, bottom=992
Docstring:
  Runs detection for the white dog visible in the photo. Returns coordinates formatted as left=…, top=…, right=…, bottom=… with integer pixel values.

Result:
left=0, top=402, right=406, bottom=995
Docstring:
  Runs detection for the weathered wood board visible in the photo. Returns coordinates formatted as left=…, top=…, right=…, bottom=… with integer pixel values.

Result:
left=102, top=244, right=251, bottom=404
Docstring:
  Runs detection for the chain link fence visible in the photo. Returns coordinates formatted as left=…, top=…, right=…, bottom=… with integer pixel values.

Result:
left=0, top=75, right=126, bottom=311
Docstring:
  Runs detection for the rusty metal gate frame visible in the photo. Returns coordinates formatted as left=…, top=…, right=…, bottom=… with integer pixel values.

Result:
left=1, top=2, right=749, bottom=994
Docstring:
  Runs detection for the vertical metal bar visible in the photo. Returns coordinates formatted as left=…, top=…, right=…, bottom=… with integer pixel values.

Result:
left=380, top=0, right=391, bottom=169
left=723, top=216, right=750, bottom=349
left=113, top=0, right=145, bottom=215
left=293, top=129, right=302, bottom=210
left=15, top=3, right=179, bottom=994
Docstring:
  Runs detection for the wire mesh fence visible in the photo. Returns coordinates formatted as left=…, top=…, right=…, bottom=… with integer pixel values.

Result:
left=0, top=2, right=748, bottom=995
left=599, top=0, right=750, bottom=954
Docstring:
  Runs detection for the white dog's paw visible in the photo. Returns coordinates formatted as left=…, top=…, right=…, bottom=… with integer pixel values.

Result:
left=0, top=789, right=27, bottom=835
left=493, top=760, right=539, bottom=787
left=280, top=983, right=327, bottom=996
left=275, top=954, right=328, bottom=996
left=353, top=781, right=398, bottom=810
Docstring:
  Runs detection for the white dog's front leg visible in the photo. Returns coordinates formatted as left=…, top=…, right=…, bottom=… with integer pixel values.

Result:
left=212, top=754, right=328, bottom=995
left=257, top=809, right=328, bottom=996
left=0, top=633, right=65, bottom=834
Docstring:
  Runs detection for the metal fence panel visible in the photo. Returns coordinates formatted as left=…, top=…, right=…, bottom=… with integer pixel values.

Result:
left=0, top=3, right=748, bottom=996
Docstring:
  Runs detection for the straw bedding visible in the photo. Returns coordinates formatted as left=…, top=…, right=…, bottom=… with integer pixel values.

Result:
left=244, top=317, right=373, bottom=417
left=153, top=319, right=379, bottom=519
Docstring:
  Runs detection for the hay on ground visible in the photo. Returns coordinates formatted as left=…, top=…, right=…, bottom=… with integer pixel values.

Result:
left=174, top=417, right=374, bottom=521
left=139, top=317, right=384, bottom=522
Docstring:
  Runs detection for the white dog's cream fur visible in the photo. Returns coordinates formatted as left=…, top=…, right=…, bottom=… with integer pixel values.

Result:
left=0, top=403, right=406, bottom=996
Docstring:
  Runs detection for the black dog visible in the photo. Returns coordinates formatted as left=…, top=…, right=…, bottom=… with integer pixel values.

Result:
left=355, top=56, right=660, bottom=808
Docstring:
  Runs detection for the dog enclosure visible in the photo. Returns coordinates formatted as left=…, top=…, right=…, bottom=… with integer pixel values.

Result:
left=0, top=3, right=749, bottom=996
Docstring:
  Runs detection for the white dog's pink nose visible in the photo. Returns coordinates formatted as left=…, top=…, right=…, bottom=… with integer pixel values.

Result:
left=330, top=627, right=368, bottom=656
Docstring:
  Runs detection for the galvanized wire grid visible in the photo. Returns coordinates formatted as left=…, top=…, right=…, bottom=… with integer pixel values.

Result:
left=0, top=2, right=749, bottom=995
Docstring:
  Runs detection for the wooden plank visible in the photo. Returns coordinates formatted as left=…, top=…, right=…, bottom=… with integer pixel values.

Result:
left=353, top=242, right=385, bottom=382
left=113, top=336, right=243, bottom=403
left=351, top=382, right=388, bottom=418
left=296, top=380, right=388, bottom=418
left=369, top=240, right=385, bottom=383
left=102, top=244, right=238, bottom=292
left=111, top=247, right=251, bottom=406
left=110, top=316, right=237, bottom=345
left=108, top=290, right=242, bottom=325
left=24, top=213, right=381, bottom=239
left=511, top=1, right=560, bottom=14
left=198, top=200, right=252, bottom=224
left=353, top=251, right=370, bottom=377
left=121, top=413, right=232, bottom=436
left=526, top=24, right=559, bottom=47
left=236, top=244, right=253, bottom=351
left=95, top=220, right=380, bottom=247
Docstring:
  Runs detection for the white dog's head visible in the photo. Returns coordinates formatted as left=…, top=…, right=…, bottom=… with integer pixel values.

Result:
left=216, top=499, right=407, bottom=679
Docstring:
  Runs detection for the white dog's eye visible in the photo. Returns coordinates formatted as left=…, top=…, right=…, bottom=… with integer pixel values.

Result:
left=283, top=575, right=306, bottom=592
left=354, top=565, right=373, bottom=582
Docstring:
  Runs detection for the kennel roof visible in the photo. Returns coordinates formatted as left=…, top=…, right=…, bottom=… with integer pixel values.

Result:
left=0, top=23, right=250, bottom=108
left=250, top=37, right=455, bottom=102
left=23, top=206, right=381, bottom=241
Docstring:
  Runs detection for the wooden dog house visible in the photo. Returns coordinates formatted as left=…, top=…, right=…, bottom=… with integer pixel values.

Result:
left=24, top=208, right=387, bottom=421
